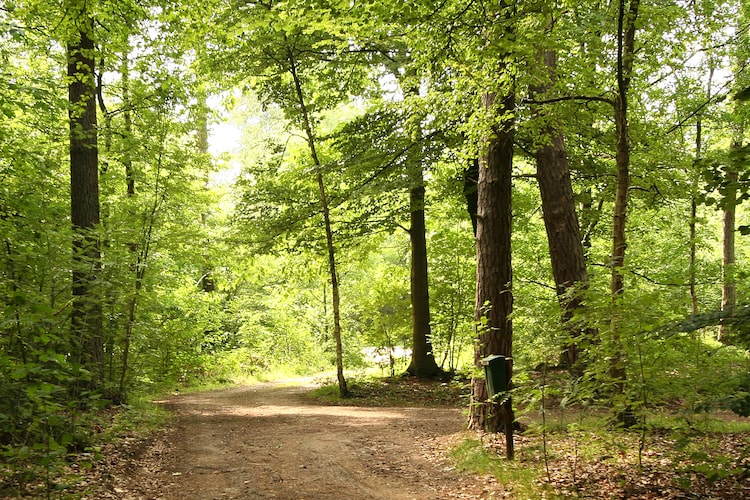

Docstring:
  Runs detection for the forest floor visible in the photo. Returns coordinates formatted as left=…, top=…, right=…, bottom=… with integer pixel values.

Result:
left=9, top=376, right=747, bottom=498
left=82, top=378, right=501, bottom=499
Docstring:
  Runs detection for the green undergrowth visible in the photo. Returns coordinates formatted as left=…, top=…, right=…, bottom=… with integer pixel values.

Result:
left=0, top=377, right=225, bottom=498
left=308, top=373, right=470, bottom=407
left=0, top=394, right=170, bottom=498
left=450, top=438, right=556, bottom=499
left=450, top=410, right=750, bottom=499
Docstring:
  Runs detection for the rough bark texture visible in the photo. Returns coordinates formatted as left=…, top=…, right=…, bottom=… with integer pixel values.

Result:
left=533, top=50, right=594, bottom=372
left=536, top=131, right=592, bottom=370
left=68, top=16, right=104, bottom=382
left=468, top=91, right=515, bottom=459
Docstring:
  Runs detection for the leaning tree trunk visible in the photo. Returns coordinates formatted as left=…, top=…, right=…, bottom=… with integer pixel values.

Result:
left=67, top=8, right=104, bottom=384
left=468, top=90, right=515, bottom=460
left=289, top=49, right=348, bottom=397
left=533, top=49, right=595, bottom=373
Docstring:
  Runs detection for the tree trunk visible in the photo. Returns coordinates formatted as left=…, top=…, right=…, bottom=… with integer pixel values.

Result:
left=690, top=67, right=713, bottom=317
left=196, top=93, right=216, bottom=293
left=533, top=50, right=594, bottom=372
left=67, top=11, right=103, bottom=383
left=289, top=49, right=348, bottom=397
left=316, top=171, right=348, bottom=397
left=689, top=198, right=699, bottom=316
left=406, top=173, right=442, bottom=378
left=463, top=158, right=479, bottom=237
left=610, top=0, right=640, bottom=428
left=392, top=73, right=442, bottom=379
left=719, top=167, right=737, bottom=341
left=119, top=53, right=137, bottom=401
left=468, top=90, right=515, bottom=459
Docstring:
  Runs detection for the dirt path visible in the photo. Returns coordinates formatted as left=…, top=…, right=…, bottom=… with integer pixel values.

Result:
left=100, top=380, right=501, bottom=499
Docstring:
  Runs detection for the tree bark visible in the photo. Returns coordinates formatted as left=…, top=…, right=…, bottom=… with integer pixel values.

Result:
left=289, top=48, right=348, bottom=397
left=463, top=158, right=479, bottom=237
left=468, top=90, right=515, bottom=459
left=533, top=49, right=594, bottom=372
left=719, top=167, right=737, bottom=341
left=389, top=71, right=442, bottom=379
left=610, top=0, right=640, bottom=427
left=406, top=177, right=442, bottom=377
left=68, top=11, right=104, bottom=383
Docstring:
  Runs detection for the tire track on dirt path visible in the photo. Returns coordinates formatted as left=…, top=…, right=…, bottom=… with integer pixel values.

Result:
left=102, top=380, right=500, bottom=499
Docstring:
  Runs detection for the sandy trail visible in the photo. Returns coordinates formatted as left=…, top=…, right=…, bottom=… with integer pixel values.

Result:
left=102, top=380, right=499, bottom=499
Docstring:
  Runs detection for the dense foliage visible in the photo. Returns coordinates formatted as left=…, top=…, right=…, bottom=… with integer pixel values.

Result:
left=1, top=0, right=749, bottom=494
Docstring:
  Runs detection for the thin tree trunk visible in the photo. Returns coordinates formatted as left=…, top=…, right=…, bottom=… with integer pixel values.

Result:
left=289, top=49, right=348, bottom=397
left=691, top=99, right=702, bottom=318
left=690, top=67, right=714, bottom=317
left=119, top=53, right=137, bottom=401
left=463, top=158, right=479, bottom=237
left=67, top=10, right=103, bottom=383
left=196, top=93, right=216, bottom=293
left=689, top=198, right=699, bottom=316
left=720, top=167, right=737, bottom=341
left=610, top=0, right=640, bottom=428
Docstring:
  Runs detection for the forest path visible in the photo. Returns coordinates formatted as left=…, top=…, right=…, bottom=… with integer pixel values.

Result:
left=102, top=379, right=500, bottom=499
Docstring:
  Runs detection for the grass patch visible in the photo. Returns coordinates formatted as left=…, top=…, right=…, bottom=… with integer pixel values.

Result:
left=450, top=438, right=556, bottom=498
left=647, top=409, right=750, bottom=434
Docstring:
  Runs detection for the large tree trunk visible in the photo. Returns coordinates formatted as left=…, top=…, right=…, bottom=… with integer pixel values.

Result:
left=68, top=11, right=104, bottom=384
left=406, top=171, right=442, bottom=378
left=533, top=50, right=594, bottom=372
left=391, top=73, right=442, bottom=379
left=536, top=130, right=592, bottom=371
left=468, top=90, right=515, bottom=459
